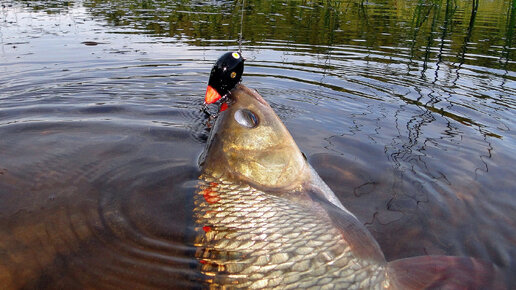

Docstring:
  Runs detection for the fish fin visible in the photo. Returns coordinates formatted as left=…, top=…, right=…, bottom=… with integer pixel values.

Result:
left=307, top=189, right=385, bottom=263
left=388, top=255, right=506, bottom=289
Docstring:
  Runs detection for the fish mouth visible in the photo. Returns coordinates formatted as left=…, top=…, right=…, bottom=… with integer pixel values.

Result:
left=228, top=84, right=268, bottom=107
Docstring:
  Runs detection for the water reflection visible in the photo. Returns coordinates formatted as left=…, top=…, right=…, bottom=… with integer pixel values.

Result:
left=0, top=0, right=515, bottom=288
left=70, top=0, right=514, bottom=69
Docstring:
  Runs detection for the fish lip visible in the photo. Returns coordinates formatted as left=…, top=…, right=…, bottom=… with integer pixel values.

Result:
left=229, top=84, right=268, bottom=106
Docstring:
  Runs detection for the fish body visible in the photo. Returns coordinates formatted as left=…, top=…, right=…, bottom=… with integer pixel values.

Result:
left=195, top=84, right=503, bottom=289
left=194, top=176, right=386, bottom=289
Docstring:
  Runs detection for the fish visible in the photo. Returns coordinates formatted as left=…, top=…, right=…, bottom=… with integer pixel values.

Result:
left=194, top=70, right=504, bottom=288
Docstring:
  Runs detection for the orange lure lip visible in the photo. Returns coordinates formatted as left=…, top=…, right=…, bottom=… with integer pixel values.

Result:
left=205, top=85, right=222, bottom=104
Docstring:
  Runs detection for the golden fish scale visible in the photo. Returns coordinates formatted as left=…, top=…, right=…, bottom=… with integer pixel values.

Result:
left=194, top=175, right=388, bottom=289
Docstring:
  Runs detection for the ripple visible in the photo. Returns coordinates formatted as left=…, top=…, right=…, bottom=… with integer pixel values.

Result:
left=0, top=117, right=203, bottom=288
left=1, top=0, right=515, bottom=288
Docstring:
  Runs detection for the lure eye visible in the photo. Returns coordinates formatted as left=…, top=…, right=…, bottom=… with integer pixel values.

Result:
left=234, top=109, right=259, bottom=128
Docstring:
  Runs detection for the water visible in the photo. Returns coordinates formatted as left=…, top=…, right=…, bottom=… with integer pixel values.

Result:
left=0, top=0, right=515, bottom=288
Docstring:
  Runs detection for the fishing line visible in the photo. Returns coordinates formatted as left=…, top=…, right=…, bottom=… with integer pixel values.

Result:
left=202, top=1, right=245, bottom=117
left=238, top=0, right=245, bottom=53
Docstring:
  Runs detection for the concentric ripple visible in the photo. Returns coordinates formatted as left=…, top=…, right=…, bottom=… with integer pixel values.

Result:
left=0, top=119, right=206, bottom=288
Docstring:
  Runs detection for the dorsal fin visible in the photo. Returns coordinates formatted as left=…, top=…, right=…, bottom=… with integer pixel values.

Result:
left=388, top=255, right=506, bottom=289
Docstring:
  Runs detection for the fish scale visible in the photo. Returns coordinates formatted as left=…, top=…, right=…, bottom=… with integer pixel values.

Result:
left=194, top=175, right=387, bottom=289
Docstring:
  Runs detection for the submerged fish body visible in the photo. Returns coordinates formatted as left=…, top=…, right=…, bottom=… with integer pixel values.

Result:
left=195, top=85, right=503, bottom=289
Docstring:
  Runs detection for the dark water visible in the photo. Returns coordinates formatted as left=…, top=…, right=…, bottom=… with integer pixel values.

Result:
left=0, top=0, right=515, bottom=288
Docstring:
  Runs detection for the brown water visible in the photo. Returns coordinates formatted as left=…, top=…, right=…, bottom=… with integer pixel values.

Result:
left=0, top=0, right=515, bottom=288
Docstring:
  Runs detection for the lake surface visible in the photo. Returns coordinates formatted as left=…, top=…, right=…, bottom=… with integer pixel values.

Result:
left=0, top=0, right=515, bottom=288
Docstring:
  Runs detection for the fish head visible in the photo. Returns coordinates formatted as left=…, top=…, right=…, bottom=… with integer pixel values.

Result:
left=200, top=84, right=309, bottom=191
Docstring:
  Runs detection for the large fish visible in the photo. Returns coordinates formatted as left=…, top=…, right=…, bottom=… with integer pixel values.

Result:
left=195, top=54, right=504, bottom=288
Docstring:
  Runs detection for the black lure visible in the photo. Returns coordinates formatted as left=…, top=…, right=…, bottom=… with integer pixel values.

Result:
left=204, top=51, right=245, bottom=104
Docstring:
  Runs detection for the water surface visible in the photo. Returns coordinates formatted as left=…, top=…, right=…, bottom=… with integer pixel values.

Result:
left=1, top=0, right=515, bottom=288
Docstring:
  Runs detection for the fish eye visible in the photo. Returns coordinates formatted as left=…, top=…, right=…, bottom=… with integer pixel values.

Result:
left=234, top=109, right=259, bottom=128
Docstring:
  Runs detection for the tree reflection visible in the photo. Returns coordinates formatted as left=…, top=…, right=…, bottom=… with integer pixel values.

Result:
left=453, top=0, right=478, bottom=83
left=501, top=0, right=515, bottom=82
